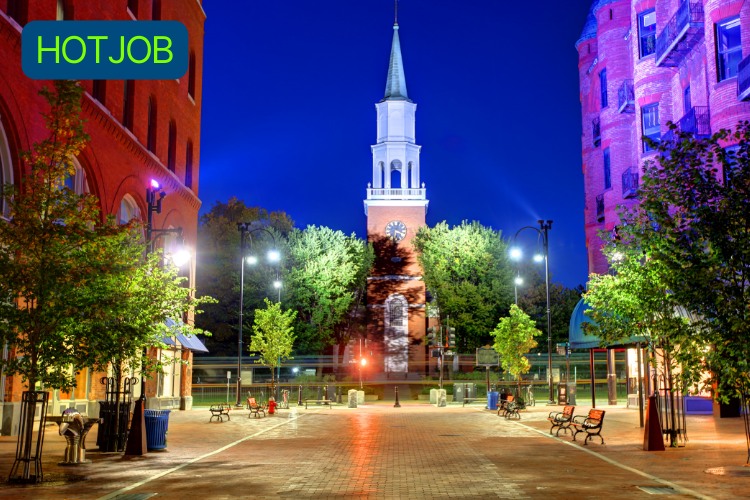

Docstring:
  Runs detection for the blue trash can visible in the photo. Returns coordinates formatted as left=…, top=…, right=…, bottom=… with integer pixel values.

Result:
left=144, top=409, right=171, bottom=450
left=487, top=392, right=499, bottom=410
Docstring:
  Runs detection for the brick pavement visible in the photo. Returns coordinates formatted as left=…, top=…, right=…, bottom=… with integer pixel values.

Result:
left=0, top=404, right=746, bottom=499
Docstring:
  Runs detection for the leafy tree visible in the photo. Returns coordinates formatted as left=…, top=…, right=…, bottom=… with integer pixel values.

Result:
left=491, top=304, right=539, bottom=394
left=618, top=122, right=750, bottom=409
left=413, top=221, right=514, bottom=350
left=285, top=225, right=374, bottom=355
left=0, top=80, right=105, bottom=391
left=249, top=298, right=297, bottom=383
left=195, top=198, right=294, bottom=354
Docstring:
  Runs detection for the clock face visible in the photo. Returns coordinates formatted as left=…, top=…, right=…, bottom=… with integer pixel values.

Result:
left=385, top=220, right=407, bottom=242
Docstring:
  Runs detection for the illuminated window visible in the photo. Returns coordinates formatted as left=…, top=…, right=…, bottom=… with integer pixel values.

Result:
left=118, top=194, right=140, bottom=225
left=641, top=103, right=660, bottom=152
left=638, top=9, right=656, bottom=58
left=716, top=17, right=742, bottom=81
left=56, top=0, right=67, bottom=20
left=0, top=120, right=13, bottom=218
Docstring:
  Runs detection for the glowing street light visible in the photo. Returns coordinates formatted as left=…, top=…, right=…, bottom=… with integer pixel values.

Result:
left=171, top=248, right=190, bottom=267
left=246, top=255, right=258, bottom=265
left=533, top=253, right=544, bottom=262
left=273, top=280, right=282, bottom=289
left=514, top=276, right=523, bottom=285
left=150, top=179, right=160, bottom=189
left=612, top=252, right=624, bottom=262
left=509, top=247, right=522, bottom=260
left=268, top=250, right=280, bottom=261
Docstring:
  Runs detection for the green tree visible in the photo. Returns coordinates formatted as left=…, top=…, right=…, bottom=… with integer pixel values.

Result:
left=285, top=225, right=374, bottom=356
left=491, top=304, right=539, bottom=394
left=249, top=298, right=297, bottom=383
left=413, top=220, right=514, bottom=350
left=195, top=198, right=294, bottom=354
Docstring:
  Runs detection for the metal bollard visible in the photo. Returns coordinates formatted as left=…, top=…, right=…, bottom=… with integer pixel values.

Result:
left=394, top=386, right=401, bottom=408
left=324, top=385, right=329, bottom=405
left=337, top=386, right=342, bottom=404
left=317, top=386, right=322, bottom=405
left=298, top=385, right=303, bottom=406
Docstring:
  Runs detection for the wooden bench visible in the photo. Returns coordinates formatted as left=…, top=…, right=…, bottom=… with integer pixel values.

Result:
left=247, top=397, right=267, bottom=418
left=571, top=409, right=606, bottom=445
left=547, top=405, right=575, bottom=436
left=304, top=399, right=333, bottom=409
left=209, top=404, right=231, bottom=422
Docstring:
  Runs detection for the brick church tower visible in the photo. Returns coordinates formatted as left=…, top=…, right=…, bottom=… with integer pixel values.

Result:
left=364, top=21, right=429, bottom=377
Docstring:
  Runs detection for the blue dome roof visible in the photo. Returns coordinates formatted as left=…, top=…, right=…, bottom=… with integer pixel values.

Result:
left=575, top=0, right=598, bottom=49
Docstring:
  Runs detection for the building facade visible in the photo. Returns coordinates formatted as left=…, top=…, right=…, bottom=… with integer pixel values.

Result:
left=364, top=22, right=429, bottom=377
left=0, top=0, right=205, bottom=433
left=577, top=0, right=750, bottom=274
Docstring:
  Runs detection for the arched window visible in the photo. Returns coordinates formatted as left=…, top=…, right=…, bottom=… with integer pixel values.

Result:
left=147, top=95, right=157, bottom=153
left=185, top=139, right=193, bottom=189
left=188, top=50, right=196, bottom=100
left=152, top=0, right=161, bottom=20
left=122, top=80, right=134, bottom=131
left=56, top=0, right=67, bottom=20
left=390, top=159, right=402, bottom=189
left=408, top=162, right=413, bottom=189
left=63, top=158, right=89, bottom=194
left=0, top=120, right=14, bottom=218
left=167, top=119, right=176, bottom=172
left=378, top=162, right=385, bottom=188
left=118, top=194, right=140, bottom=225
left=92, top=80, right=105, bottom=104
left=389, top=300, right=404, bottom=326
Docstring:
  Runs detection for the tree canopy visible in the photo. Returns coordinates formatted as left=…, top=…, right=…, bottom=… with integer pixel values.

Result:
left=491, top=304, right=539, bottom=385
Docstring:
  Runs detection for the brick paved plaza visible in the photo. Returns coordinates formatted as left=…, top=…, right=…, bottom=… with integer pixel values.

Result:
left=0, top=404, right=747, bottom=499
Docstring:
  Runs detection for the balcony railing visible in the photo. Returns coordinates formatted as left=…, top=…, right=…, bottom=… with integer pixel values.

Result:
left=738, top=54, right=750, bottom=101
left=366, top=188, right=426, bottom=200
left=655, top=1, right=704, bottom=67
left=622, top=167, right=639, bottom=199
left=678, top=106, right=710, bottom=138
left=593, top=117, right=601, bottom=147
left=596, top=194, right=605, bottom=222
left=618, top=80, right=635, bottom=114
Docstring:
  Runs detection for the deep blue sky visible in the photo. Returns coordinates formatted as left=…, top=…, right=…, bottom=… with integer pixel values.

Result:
left=199, top=0, right=592, bottom=288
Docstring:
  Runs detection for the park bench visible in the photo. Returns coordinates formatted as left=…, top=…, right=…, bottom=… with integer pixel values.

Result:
left=571, top=408, right=606, bottom=445
left=304, top=399, right=333, bottom=409
left=247, top=397, right=267, bottom=418
left=209, top=404, right=231, bottom=422
left=547, top=405, right=575, bottom=436
left=504, top=397, right=525, bottom=419
left=497, top=395, right=513, bottom=417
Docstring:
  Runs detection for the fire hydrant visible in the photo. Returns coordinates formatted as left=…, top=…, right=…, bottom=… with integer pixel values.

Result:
left=268, top=397, right=278, bottom=415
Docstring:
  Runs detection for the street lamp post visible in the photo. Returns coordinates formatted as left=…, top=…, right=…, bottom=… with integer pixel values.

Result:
left=510, top=220, right=555, bottom=405
left=126, top=180, right=190, bottom=456
left=235, top=223, right=280, bottom=408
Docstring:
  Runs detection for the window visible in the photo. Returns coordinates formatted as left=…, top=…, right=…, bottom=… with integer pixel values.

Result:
left=389, top=300, right=403, bottom=327
left=683, top=86, right=691, bottom=115
left=723, top=145, right=740, bottom=185
left=638, top=9, right=656, bottom=58
left=122, top=80, right=134, bottom=130
left=118, top=194, right=140, bottom=224
left=147, top=95, right=156, bottom=153
left=7, top=0, right=24, bottom=25
left=188, top=51, right=196, bottom=100
left=128, top=0, right=138, bottom=18
left=716, top=17, right=742, bottom=81
left=56, top=0, right=66, bottom=20
left=600, top=68, right=608, bottom=108
left=63, top=159, right=89, bottom=195
left=167, top=119, right=176, bottom=172
left=642, top=103, right=660, bottom=152
left=0, top=121, right=13, bottom=218
left=185, top=140, right=193, bottom=189
left=603, top=148, right=612, bottom=189
left=152, top=0, right=161, bottom=20
left=92, top=80, right=105, bottom=104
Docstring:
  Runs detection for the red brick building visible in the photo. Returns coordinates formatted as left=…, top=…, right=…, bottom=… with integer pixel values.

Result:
left=0, top=0, right=205, bottom=434
left=364, top=22, right=428, bottom=378
left=578, top=0, right=750, bottom=274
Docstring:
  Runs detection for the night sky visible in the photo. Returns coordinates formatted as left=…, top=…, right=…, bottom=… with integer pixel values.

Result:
left=199, top=0, right=593, bottom=288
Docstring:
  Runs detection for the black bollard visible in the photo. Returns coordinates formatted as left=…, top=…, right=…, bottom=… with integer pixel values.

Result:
left=337, top=386, right=342, bottom=404
left=394, top=386, right=401, bottom=408
left=324, top=385, right=329, bottom=405
left=298, top=385, right=304, bottom=406
left=317, top=386, right=322, bottom=405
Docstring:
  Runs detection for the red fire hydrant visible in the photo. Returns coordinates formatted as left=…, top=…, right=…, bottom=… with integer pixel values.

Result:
left=268, top=398, right=278, bottom=415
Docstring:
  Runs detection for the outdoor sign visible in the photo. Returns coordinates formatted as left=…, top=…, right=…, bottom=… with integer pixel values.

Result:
left=476, top=348, right=499, bottom=366
left=226, top=371, right=231, bottom=379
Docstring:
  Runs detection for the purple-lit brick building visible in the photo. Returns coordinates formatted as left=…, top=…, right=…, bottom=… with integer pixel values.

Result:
left=577, top=0, right=750, bottom=274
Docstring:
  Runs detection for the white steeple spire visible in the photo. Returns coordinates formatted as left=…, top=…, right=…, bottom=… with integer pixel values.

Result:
left=383, top=24, right=410, bottom=102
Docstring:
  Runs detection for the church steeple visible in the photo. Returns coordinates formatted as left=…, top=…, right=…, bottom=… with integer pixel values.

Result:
left=383, top=24, right=410, bottom=102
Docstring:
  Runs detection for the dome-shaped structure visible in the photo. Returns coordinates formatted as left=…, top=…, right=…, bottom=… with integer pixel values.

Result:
left=575, top=0, right=598, bottom=49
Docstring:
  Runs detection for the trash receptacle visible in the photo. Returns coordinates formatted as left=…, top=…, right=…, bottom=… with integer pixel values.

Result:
left=144, top=409, right=171, bottom=450
left=567, top=382, right=577, bottom=405
left=487, top=392, right=499, bottom=410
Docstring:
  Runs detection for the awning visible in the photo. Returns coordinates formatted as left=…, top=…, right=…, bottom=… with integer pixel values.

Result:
left=160, top=318, right=209, bottom=353
left=568, top=298, right=646, bottom=349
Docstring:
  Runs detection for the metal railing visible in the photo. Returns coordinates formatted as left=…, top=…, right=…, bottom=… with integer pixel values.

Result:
left=596, top=194, right=605, bottom=221
left=655, top=1, right=704, bottom=67
left=622, top=167, right=639, bottom=198
left=678, top=106, right=710, bottom=137
left=738, top=55, right=750, bottom=101
left=366, top=188, right=426, bottom=200
left=593, top=117, right=601, bottom=147
left=618, top=80, right=635, bottom=114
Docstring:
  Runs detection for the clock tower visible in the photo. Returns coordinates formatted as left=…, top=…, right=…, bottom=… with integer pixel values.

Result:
left=364, top=21, right=428, bottom=376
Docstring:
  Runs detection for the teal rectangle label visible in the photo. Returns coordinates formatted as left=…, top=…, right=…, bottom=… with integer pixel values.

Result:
left=22, top=21, right=188, bottom=80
